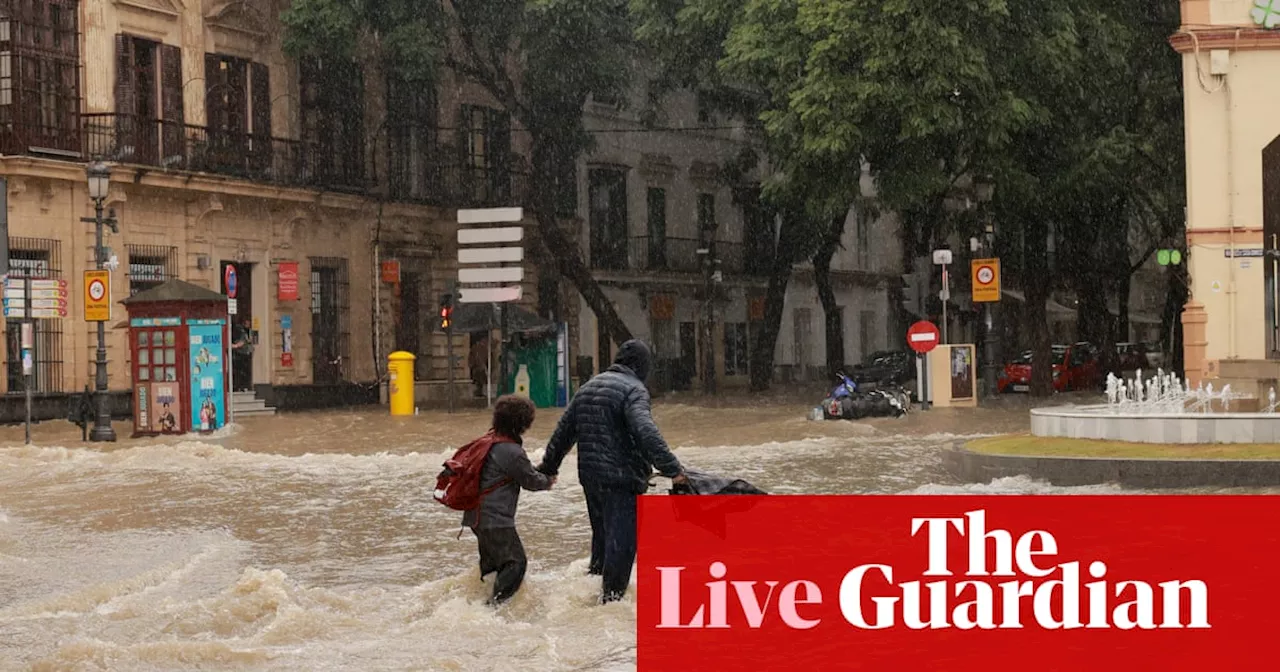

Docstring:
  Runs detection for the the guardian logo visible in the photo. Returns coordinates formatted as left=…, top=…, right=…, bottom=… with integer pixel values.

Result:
left=655, top=509, right=1210, bottom=631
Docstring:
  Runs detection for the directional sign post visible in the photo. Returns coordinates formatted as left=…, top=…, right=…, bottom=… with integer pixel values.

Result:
left=907, top=320, right=941, bottom=411
left=0, top=275, right=53, bottom=442
left=971, top=257, right=1001, bottom=399
left=457, top=207, right=525, bottom=409
left=4, top=277, right=70, bottom=319
left=932, top=249, right=952, bottom=344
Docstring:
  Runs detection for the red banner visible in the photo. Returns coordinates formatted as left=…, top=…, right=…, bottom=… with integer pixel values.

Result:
left=277, top=261, right=299, bottom=301
left=638, top=495, right=1280, bottom=670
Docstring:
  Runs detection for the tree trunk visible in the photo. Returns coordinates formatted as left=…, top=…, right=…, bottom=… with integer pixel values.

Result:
left=749, top=236, right=794, bottom=392
left=1162, top=264, right=1189, bottom=375
left=1024, top=217, right=1054, bottom=396
left=1078, top=275, right=1117, bottom=379
left=813, top=216, right=845, bottom=377
left=528, top=135, right=633, bottom=348
left=1116, top=270, right=1132, bottom=345
left=1076, top=278, right=1107, bottom=346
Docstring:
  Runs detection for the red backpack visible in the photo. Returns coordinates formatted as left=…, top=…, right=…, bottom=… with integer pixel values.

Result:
left=434, top=430, right=514, bottom=511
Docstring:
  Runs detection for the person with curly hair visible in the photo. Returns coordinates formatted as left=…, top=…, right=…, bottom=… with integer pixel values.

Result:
left=463, top=394, right=556, bottom=605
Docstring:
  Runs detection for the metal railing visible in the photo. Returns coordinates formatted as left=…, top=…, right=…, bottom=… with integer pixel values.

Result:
left=82, top=113, right=369, bottom=192
left=75, top=114, right=531, bottom=205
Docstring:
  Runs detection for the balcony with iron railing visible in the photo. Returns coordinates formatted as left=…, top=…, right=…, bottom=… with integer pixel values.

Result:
left=385, top=145, right=531, bottom=209
left=591, top=236, right=773, bottom=276
left=82, top=113, right=370, bottom=192
left=6, top=113, right=530, bottom=207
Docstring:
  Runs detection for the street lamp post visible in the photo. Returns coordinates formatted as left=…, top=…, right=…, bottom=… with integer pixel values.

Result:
left=698, top=245, right=720, bottom=395
left=982, top=222, right=999, bottom=397
left=974, top=177, right=999, bottom=399
left=86, top=160, right=118, bottom=442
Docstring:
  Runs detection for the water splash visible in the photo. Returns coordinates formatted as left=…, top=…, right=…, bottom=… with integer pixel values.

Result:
left=1104, top=371, right=1253, bottom=415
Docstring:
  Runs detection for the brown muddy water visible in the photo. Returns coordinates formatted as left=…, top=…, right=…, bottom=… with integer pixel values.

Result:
left=0, top=392, right=1242, bottom=671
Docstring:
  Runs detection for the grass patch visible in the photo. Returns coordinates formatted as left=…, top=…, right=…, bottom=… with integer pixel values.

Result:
left=966, top=434, right=1280, bottom=460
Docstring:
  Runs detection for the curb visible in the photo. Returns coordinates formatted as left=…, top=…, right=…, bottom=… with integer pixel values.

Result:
left=944, top=440, right=1280, bottom=489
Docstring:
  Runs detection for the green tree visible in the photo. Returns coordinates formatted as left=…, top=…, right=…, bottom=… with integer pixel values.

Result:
left=281, top=0, right=639, bottom=347
left=637, top=0, right=1083, bottom=391
left=634, top=0, right=830, bottom=390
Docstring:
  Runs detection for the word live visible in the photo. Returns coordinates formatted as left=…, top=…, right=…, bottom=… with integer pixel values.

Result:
left=655, top=509, right=1209, bottom=632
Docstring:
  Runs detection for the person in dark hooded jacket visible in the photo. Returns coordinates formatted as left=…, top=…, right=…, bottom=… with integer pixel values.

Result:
left=537, top=339, right=687, bottom=603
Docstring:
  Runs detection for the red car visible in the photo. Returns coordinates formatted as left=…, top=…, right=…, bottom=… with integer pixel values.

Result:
left=997, top=343, right=1101, bottom=393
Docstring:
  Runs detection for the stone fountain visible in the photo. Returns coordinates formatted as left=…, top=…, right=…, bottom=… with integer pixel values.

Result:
left=1031, top=368, right=1280, bottom=444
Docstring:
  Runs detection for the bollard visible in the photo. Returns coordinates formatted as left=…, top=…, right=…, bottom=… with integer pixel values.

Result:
left=388, top=351, right=416, bottom=416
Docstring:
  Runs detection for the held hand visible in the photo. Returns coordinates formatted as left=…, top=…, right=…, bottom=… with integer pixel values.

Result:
left=671, top=473, right=689, bottom=486
left=548, top=476, right=558, bottom=488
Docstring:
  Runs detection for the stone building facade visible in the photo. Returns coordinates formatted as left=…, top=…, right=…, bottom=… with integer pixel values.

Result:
left=574, top=88, right=902, bottom=390
left=0, top=0, right=542, bottom=415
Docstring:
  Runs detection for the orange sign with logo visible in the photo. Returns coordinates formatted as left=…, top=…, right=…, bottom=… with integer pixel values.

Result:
left=971, top=258, right=1001, bottom=303
left=277, top=261, right=299, bottom=301
left=84, top=270, right=110, bottom=321
left=381, top=260, right=401, bottom=284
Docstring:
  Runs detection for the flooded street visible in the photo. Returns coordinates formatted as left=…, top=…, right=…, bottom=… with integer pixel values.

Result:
left=0, top=394, right=1176, bottom=670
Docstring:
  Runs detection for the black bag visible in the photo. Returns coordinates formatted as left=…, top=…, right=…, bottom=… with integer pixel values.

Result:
left=669, top=468, right=768, bottom=495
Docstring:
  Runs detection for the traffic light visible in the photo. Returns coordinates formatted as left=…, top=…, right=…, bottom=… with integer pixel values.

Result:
left=900, top=262, right=934, bottom=318
left=901, top=273, right=918, bottom=316
left=439, top=292, right=454, bottom=331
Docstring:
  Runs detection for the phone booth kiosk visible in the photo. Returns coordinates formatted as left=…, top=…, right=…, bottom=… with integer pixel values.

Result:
left=121, top=279, right=231, bottom=437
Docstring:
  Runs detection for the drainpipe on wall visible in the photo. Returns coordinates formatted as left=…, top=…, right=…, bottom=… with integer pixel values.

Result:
left=373, top=199, right=385, bottom=382
left=1226, top=34, right=1239, bottom=360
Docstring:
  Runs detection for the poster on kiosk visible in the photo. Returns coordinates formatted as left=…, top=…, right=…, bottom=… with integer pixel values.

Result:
left=188, top=321, right=226, bottom=431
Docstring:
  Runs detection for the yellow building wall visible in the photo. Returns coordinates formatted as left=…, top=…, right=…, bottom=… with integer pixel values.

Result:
left=0, top=0, right=554, bottom=399
left=1179, top=37, right=1280, bottom=364
left=0, top=162, right=417, bottom=393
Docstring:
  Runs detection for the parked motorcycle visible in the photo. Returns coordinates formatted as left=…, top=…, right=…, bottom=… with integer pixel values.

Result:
left=815, top=371, right=909, bottom=420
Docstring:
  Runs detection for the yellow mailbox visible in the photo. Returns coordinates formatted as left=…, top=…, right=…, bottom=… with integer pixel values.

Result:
left=388, top=351, right=416, bottom=416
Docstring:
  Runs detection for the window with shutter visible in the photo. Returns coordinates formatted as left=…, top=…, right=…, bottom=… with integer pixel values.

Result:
left=386, top=73, right=438, bottom=201
left=159, top=44, right=183, bottom=165
left=249, top=62, right=271, bottom=173
left=299, top=56, right=365, bottom=188
left=0, top=0, right=81, bottom=155
left=204, top=53, right=272, bottom=176
left=112, top=34, right=162, bottom=165
left=105, top=36, right=184, bottom=167
left=204, top=53, right=248, bottom=173
left=459, top=105, right=511, bottom=205
left=113, top=36, right=137, bottom=159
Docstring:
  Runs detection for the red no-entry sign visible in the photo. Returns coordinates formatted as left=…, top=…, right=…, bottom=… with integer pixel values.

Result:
left=907, top=320, right=940, bottom=354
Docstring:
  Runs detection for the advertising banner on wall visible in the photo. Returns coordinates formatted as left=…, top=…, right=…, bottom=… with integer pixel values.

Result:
left=150, top=382, right=181, bottom=434
left=188, top=322, right=226, bottom=431
left=278, top=261, right=300, bottom=301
